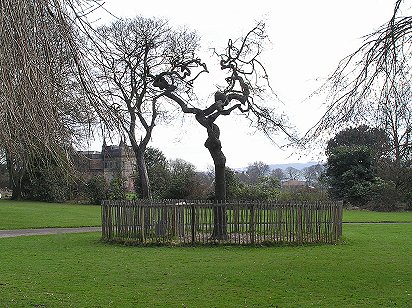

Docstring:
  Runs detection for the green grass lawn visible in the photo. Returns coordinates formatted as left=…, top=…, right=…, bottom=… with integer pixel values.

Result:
left=343, top=208, right=412, bottom=223
left=0, top=200, right=101, bottom=229
left=0, top=224, right=411, bottom=307
left=0, top=200, right=411, bottom=230
left=0, top=201, right=411, bottom=306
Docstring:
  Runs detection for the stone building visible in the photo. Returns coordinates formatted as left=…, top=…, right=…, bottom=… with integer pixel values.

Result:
left=76, top=141, right=136, bottom=192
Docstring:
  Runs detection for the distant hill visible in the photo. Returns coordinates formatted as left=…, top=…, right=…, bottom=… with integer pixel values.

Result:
left=234, top=161, right=323, bottom=172
left=268, top=162, right=323, bottom=171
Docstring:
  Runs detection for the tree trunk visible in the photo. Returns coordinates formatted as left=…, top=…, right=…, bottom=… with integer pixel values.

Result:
left=132, top=147, right=151, bottom=237
left=10, top=173, right=22, bottom=200
left=135, top=149, right=151, bottom=199
left=214, top=161, right=226, bottom=201
left=6, top=152, right=22, bottom=200
left=205, top=123, right=227, bottom=240
left=212, top=160, right=227, bottom=239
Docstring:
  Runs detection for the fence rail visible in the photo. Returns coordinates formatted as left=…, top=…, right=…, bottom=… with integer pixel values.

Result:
left=101, top=200, right=343, bottom=245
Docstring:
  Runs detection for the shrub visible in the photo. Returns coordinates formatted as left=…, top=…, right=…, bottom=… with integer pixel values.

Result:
left=233, top=180, right=280, bottom=201
left=22, top=165, right=70, bottom=203
left=85, top=176, right=108, bottom=205
left=108, top=176, right=127, bottom=200
left=367, top=179, right=403, bottom=211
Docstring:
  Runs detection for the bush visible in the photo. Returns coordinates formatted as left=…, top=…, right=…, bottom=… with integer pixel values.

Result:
left=22, top=165, right=70, bottom=203
left=403, top=191, right=412, bottom=211
left=278, top=189, right=330, bottom=202
left=85, top=176, right=108, bottom=205
left=367, top=179, right=403, bottom=211
left=108, top=176, right=127, bottom=200
left=232, top=178, right=281, bottom=201
left=164, top=159, right=198, bottom=199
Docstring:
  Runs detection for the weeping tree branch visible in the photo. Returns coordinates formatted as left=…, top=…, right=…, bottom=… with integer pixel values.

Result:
left=0, top=0, right=104, bottom=181
left=304, top=0, right=412, bottom=146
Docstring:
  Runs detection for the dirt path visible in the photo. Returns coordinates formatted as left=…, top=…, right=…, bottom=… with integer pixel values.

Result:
left=0, top=227, right=101, bottom=238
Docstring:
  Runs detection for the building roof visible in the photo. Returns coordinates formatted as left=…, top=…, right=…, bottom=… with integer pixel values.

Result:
left=282, top=179, right=306, bottom=187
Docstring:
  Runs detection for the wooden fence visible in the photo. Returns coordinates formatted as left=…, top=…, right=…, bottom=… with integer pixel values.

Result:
left=101, top=200, right=343, bottom=245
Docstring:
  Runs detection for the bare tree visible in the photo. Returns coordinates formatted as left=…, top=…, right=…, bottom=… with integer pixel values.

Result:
left=152, top=22, right=292, bottom=238
left=285, top=166, right=301, bottom=180
left=378, top=81, right=412, bottom=187
left=302, top=164, right=324, bottom=187
left=246, top=161, right=270, bottom=184
left=0, top=0, right=101, bottom=198
left=271, top=168, right=285, bottom=181
left=304, top=0, right=412, bottom=158
left=89, top=16, right=201, bottom=198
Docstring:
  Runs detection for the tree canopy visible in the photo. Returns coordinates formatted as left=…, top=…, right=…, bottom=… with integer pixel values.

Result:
left=326, top=125, right=388, bottom=158
left=326, top=146, right=376, bottom=206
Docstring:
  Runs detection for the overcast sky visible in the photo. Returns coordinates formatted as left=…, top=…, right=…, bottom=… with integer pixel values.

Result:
left=86, top=0, right=400, bottom=170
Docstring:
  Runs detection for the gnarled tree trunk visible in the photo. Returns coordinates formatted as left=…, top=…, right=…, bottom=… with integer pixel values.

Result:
left=151, top=22, right=283, bottom=240
left=205, top=123, right=227, bottom=239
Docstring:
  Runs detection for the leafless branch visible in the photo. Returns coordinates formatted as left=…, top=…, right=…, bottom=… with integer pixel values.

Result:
left=304, top=0, right=412, bottom=149
left=152, top=21, right=295, bottom=153
left=0, top=0, right=104, bottom=176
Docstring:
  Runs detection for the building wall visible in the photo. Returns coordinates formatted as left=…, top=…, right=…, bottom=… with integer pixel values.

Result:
left=77, top=142, right=136, bottom=192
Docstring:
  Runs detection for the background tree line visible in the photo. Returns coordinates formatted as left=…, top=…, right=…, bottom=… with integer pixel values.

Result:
left=0, top=143, right=329, bottom=204
left=79, top=148, right=327, bottom=205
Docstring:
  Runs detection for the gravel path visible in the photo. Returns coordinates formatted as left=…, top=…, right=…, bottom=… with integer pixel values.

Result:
left=0, top=227, right=101, bottom=238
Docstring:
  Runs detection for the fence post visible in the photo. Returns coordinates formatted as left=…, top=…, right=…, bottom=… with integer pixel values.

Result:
left=250, top=204, right=255, bottom=244
left=191, top=204, right=196, bottom=244
left=335, top=201, right=343, bottom=240
left=297, top=202, right=303, bottom=244
left=101, top=200, right=108, bottom=239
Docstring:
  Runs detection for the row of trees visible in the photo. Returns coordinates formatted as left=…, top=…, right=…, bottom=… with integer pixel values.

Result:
left=142, top=150, right=327, bottom=203
left=0, top=149, right=202, bottom=204
left=239, top=161, right=325, bottom=189
left=1, top=143, right=327, bottom=204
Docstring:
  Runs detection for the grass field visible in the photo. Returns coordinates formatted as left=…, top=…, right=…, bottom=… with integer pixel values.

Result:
left=0, top=200, right=411, bottom=231
left=0, top=201, right=411, bottom=306
left=0, top=223, right=411, bottom=307
left=0, top=200, right=100, bottom=230
left=343, top=208, right=412, bottom=223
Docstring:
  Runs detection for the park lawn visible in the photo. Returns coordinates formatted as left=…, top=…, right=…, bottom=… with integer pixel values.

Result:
left=0, top=199, right=411, bottom=230
left=343, top=208, right=412, bottom=223
left=0, top=224, right=411, bottom=307
left=0, top=200, right=101, bottom=230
